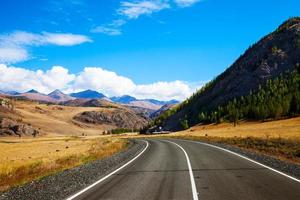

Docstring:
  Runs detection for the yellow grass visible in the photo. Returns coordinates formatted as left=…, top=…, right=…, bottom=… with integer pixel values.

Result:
left=0, top=136, right=128, bottom=192
left=14, top=100, right=116, bottom=136
left=174, top=117, right=300, bottom=139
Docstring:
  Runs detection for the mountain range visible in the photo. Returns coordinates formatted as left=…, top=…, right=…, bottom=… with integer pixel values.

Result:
left=0, top=89, right=179, bottom=111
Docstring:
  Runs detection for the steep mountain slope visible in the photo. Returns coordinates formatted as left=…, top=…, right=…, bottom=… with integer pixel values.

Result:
left=128, top=100, right=161, bottom=110
left=157, top=17, right=300, bottom=131
left=48, top=90, right=74, bottom=102
left=70, top=90, right=106, bottom=99
left=150, top=104, right=177, bottom=119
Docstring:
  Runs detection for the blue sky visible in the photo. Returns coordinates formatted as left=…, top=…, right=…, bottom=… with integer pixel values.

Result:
left=0, top=0, right=299, bottom=100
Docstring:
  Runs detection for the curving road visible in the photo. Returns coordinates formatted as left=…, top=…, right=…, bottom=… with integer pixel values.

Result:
left=67, top=139, right=300, bottom=200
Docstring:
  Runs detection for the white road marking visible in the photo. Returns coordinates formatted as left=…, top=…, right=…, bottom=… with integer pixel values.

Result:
left=164, top=140, right=199, bottom=200
left=176, top=138, right=300, bottom=184
left=66, top=140, right=149, bottom=200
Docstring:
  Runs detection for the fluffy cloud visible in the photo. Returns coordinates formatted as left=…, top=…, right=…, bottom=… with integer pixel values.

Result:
left=0, top=47, right=29, bottom=64
left=0, top=31, right=92, bottom=63
left=118, top=0, right=170, bottom=19
left=133, top=81, right=192, bottom=100
left=70, top=67, right=136, bottom=96
left=0, top=64, right=75, bottom=93
left=0, top=64, right=202, bottom=100
left=174, top=0, right=201, bottom=7
left=42, top=32, right=92, bottom=46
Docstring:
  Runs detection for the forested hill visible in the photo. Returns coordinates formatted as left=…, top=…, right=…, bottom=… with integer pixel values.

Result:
left=153, top=17, right=300, bottom=131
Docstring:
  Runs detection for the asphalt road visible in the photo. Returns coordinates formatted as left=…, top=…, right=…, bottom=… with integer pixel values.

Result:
left=68, top=139, right=300, bottom=200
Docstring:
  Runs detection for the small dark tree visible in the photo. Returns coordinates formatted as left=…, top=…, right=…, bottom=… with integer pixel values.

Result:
left=180, top=119, right=189, bottom=130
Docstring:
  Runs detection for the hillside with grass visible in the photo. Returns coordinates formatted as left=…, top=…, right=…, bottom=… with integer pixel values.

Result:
left=152, top=17, right=300, bottom=131
left=0, top=97, right=149, bottom=137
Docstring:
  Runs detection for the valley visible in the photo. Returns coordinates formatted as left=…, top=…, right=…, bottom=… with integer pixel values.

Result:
left=0, top=12, right=299, bottom=200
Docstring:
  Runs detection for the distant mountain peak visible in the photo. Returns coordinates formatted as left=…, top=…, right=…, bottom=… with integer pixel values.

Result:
left=70, top=90, right=106, bottom=99
left=48, top=89, right=64, bottom=95
left=48, top=89, right=73, bottom=101
left=110, top=95, right=137, bottom=104
left=0, top=90, right=20, bottom=95
left=26, top=89, right=39, bottom=93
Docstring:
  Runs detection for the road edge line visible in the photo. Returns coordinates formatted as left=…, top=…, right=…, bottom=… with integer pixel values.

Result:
left=66, top=140, right=149, bottom=200
left=163, top=140, right=199, bottom=200
left=175, top=138, right=300, bottom=183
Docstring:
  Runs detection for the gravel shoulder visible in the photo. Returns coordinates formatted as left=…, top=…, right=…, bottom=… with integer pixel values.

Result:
left=173, top=138, right=300, bottom=180
left=0, top=139, right=146, bottom=200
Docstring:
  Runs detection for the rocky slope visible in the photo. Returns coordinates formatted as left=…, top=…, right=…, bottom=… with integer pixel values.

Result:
left=158, top=17, right=300, bottom=130
left=150, top=104, right=177, bottom=119
left=74, top=108, right=148, bottom=130
left=0, top=97, right=39, bottom=137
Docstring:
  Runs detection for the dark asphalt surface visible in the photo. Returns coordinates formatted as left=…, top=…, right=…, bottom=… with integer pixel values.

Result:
left=69, top=139, right=300, bottom=200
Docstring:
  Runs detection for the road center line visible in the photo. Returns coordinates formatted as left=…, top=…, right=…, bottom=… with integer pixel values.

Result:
left=164, top=140, right=199, bottom=200
left=66, top=140, right=149, bottom=200
left=175, top=138, right=300, bottom=184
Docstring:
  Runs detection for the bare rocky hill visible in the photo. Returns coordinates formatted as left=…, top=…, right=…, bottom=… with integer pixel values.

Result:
left=74, top=108, right=148, bottom=130
left=0, top=97, right=39, bottom=137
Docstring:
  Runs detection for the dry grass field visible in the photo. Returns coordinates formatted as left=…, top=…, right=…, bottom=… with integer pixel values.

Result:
left=0, top=136, right=128, bottom=192
left=161, top=117, right=300, bottom=164
left=174, top=117, right=300, bottom=139
left=14, top=100, right=114, bottom=136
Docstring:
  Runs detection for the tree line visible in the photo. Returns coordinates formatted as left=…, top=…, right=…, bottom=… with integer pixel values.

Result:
left=193, top=68, right=300, bottom=127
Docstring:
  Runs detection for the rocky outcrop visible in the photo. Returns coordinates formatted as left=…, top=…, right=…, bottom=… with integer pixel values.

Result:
left=0, top=97, right=39, bottom=137
left=0, top=98, right=14, bottom=111
left=0, top=118, right=39, bottom=137
left=74, top=109, right=148, bottom=130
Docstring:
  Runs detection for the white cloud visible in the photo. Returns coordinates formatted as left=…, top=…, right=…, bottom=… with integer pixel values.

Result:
left=91, top=19, right=126, bottom=36
left=0, top=64, right=202, bottom=100
left=118, top=0, right=170, bottom=19
left=110, top=19, right=127, bottom=27
left=70, top=67, right=136, bottom=96
left=174, top=0, right=201, bottom=7
left=133, top=81, right=193, bottom=100
left=94, top=0, right=203, bottom=36
left=42, top=32, right=92, bottom=46
left=0, top=47, right=29, bottom=64
left=0, top=64, right=75, bottom=93
left=91, top=26, right=122, bottom=36
left=93, top=1, right=170, bottom=36
left=0, top=31, right=92, bottom=63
